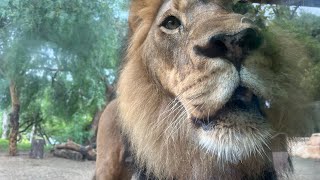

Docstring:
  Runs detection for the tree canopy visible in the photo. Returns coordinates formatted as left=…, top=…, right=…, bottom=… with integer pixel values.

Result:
left=0, top=0, right=128, bottom=147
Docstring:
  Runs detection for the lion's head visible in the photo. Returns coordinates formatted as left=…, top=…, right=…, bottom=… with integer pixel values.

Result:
left=117, top=0, right=312, bottom=179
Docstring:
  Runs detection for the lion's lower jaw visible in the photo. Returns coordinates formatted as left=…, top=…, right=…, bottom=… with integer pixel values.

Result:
left=198, top=127, right=272, bottom=165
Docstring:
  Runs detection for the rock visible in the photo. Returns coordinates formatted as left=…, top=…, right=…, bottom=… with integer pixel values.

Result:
left=308, top=133, right=320, bottom=146
left=305, top=134, right=320, bottom=159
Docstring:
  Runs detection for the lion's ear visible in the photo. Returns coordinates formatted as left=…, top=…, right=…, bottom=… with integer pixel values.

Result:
left=128, top=0, right=163, bottom=33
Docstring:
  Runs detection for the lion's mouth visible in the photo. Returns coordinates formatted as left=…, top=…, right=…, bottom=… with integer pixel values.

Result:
left=191, top=86, right=268, bottom=131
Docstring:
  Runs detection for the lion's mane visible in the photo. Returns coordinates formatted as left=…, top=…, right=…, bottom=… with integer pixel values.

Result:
left=115, top=0, right=313, bottom=179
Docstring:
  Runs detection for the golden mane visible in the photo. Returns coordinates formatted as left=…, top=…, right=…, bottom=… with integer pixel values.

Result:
left=97, top=0, right=314, bottom=179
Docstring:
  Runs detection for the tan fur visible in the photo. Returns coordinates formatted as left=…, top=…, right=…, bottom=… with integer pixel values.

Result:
left=96, top=0, right=313, bottom=179
left=95, top=100, right=132, bottom=180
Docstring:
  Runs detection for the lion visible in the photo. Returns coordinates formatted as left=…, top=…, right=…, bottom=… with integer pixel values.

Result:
left=95, top=0, right=314, bottom=179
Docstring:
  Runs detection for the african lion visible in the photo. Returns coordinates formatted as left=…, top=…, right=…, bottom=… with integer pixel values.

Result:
left=95, top=0, right=313, bottom=179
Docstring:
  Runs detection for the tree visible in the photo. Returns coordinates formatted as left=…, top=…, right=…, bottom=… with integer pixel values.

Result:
left=0, top=0, right=128, bottom=154
left=1, top=110, right=9, bottom=139
left=8, top=81, right=19, bottom=155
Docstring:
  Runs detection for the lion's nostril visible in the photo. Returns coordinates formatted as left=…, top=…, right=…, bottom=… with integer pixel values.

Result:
left=194, top=28, right=262, bottom=69
left=194, top=36, right=227, bottom=59
left=211, top=38, right=228, bottom=57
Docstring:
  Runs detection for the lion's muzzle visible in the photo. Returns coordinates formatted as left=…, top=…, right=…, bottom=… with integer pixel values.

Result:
left=191, top=86, right=266, bottom=131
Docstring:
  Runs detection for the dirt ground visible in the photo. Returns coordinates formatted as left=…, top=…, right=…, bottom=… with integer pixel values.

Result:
left=0, top=152, right=95, bottom=180
left=0, top=152, right=319, bottom=180
left=290, top=157, right=320, bottom=180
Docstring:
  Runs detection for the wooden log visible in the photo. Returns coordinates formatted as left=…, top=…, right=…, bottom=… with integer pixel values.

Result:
left=308, top=133, right=320, bottom=146
left=54, top=140, right=96, bottom=161
left=29, top=138, right=45, bottom=159
left=85, top=145, right=97, bottom=161
left=53, top=149, right=83, bottom=161
left=55, top=140, right=84, bottom=151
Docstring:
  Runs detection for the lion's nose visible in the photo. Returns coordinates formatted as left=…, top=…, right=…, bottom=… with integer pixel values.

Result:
left=194, top=28, right=262, bottom=69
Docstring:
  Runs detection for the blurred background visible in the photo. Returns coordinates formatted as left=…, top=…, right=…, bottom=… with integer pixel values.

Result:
left=0, top=0, right=319, bottom=179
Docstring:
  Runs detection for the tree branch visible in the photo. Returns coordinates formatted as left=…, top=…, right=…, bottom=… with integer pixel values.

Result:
left=248, top=0, right=320, bottom=7
left=19, top=122, right=35, bottom=134
left=19, top=119, right=32, bottom=129
left=19, top=112, right=43, bottom=134
left=37, top=124, right=52, bottom=145
left=271, top=5, right=280, bottom=18
left=51, top=71, right=59, bottom=86
left=290, top=5, right=300, bottom=19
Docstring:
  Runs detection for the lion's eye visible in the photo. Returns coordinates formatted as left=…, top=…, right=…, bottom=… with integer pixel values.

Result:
left=161, top=16, right=181, bottom=30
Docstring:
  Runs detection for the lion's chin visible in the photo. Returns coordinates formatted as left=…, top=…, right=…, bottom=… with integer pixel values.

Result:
left=197, top=111, right=272, bottom=164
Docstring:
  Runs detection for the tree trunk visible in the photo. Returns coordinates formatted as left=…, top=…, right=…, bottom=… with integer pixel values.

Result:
left=29, top=138, right=45, bottom=159
left=87, top=83, right=114, bottom=145
left=88, top=108, right=104, bottom=144
left=9, top=81, right=20, bottom=156
left=1, top=110, right=9, bottom=139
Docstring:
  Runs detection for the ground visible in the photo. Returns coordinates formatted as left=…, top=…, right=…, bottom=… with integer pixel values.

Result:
left=0, top=152, right=95, bottom=180
left=291, top=157, right=320, bottom=180
left=0, top=152, right=319, bottom=180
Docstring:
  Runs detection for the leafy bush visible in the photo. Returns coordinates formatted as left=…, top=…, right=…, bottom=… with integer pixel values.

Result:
left=0, top=138, right=52, bottom=152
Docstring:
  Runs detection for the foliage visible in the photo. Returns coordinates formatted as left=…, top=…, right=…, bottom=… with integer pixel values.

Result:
left=0, top=139, right=30, bottom=151
left=233, top=2, right=270, bottom=28
left=0, top=0, right=128, bottom=144
left=0, top=138, right=52, bottom=152
left=0, top=111, right=2, bottom=136
left=234, top=2, right=320, bottom=100
left=270, top=12, right=320, bottom=99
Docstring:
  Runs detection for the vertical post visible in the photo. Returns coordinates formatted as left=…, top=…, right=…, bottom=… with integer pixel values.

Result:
left=29, top=138, right=45, bottom=159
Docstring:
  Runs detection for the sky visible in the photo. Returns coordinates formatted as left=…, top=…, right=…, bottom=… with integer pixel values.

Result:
left=299, top=6, right=320, bottom=16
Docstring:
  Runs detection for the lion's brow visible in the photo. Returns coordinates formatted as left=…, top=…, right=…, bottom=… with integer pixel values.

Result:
left=172, top=0, right=204, bottom=11
left=172, top=0, right=224, bottom=11
left=172, top=0, right=189, bottom=11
